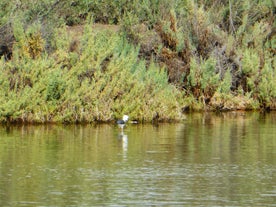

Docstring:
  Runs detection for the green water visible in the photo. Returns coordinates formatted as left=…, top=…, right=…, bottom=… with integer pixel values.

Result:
left=0, top=112, right=275, bottom=206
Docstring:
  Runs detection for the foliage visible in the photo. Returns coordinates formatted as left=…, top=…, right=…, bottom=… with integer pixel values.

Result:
left=0, top=23, right=183, bottom=123
left=0, top=0, right=276, bottom=123
left=187, top=57, right=220, bottom=104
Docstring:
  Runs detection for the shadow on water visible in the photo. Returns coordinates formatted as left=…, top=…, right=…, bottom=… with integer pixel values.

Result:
left=0, top=112, right=275, bottom=206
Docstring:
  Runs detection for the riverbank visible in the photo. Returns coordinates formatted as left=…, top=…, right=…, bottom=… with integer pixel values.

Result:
left=0, top=1, right=275, bottom=123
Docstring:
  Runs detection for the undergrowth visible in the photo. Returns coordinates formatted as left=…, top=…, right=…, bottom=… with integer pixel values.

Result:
left=0, top=0, right=276, bottom=123
left=0, top=22, right=183, bottom=123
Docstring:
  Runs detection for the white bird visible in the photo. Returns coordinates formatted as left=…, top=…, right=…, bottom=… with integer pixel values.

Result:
left=116, top=115, right=129, bottom=130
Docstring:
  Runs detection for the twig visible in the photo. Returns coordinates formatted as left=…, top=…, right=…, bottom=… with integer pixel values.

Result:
left=228, top=0, right=236, bottom=34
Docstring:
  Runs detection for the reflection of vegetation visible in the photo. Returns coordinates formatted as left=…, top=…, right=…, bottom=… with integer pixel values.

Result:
left=177, top=112, right=276, bottom=166
left=0, top=113, right=275, bottom=205
left=0, top=0, right=275, bottom=123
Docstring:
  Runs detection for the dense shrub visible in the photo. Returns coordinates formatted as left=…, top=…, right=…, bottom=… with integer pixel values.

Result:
left=0, top=0, right=275, bottom=123
left=0, top=22, right=183, bottom=123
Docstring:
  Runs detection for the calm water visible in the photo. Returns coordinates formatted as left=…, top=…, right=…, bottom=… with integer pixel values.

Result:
left=0, top=112, right=275, bottom=206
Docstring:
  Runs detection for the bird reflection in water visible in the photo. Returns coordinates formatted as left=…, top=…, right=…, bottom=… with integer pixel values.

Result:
left=118, top=131, right=128, bottom=160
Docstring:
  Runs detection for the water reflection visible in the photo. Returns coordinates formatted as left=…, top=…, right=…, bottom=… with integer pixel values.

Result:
left=0, top=112, right=275, bottom=206
left=117, top=131, right=128, bottom=160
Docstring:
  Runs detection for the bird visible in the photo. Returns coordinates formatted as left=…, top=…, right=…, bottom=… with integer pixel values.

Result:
left=116, top=115, right=129, bottom=130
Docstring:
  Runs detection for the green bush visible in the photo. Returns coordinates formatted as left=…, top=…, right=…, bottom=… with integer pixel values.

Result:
left=187, top=57, right=220, bottom=103
left=1, top=0, right=276, bottom=121
left=0, top=22, right=184, bottom=123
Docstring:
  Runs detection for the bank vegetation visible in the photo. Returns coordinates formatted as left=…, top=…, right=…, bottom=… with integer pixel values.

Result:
left=0, top=0, right=275, bottom=123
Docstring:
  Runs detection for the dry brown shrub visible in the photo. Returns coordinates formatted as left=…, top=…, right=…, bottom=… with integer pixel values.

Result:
left=155, top=23, right=178, bottom=51
left=69, top=39, right=80, bottom=53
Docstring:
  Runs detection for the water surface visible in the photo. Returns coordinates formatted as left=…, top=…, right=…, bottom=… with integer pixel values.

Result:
left=0, top=112, right=275, bottom=206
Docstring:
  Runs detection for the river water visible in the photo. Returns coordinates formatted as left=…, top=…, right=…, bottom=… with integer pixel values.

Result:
left=0, top=112, right=275, bottom=206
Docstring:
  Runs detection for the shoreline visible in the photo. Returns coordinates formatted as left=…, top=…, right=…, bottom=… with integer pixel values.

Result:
left=1, top=109, right=275, bottom=125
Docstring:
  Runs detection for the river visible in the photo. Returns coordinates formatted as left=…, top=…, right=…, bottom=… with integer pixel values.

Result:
left=0, top=112, right=275, bottom=206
